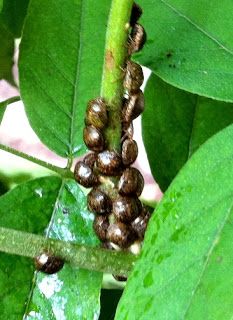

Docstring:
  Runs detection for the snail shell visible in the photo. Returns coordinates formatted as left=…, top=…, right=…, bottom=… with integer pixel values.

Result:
left=122, top=90, right=144, bottom=123
left=113, top=195, right=142, bottom=223
left=131, top=206, right=151, bottom=240
left=118, top=167, right=144, bottom=196
left=122, top=122, right=134, bottom=141
left=130, top=2, right=143, bottom=26
left=83, top=152, right=97, bottom=168
left=34, top=253, right=64, bottom=274
left=122, top=139, right=138, bottom=166
left=128, top=23, right=147, bottom=54
left=96, top=150, right=122, bottom=176
left=87, top=187, right=112, bottom=215
left=93, top=215, right=109, bottom=242
left=107, top=222, right=136, bottom=248
left=85, top=98, right=108, bottom=129
left=83, top=125, right=105, bottom=152
left=123, top=61, right=144, bottom=94
left=74, top=161, right=99, bottom=188
left=112, top=274, right=128, bottom=282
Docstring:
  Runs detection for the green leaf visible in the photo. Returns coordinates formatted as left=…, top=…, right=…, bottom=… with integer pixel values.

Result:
left=0, top=96, right=20, bottom=125
left=0, top=0, right=30, bottom=37
left=0, top=176, right=62, bottom=318
left=0, top=20, right=14, bottom=83
left=19, top=0, right=110, bottom=158
left=115, top=124, right=233, bottom=319
left=142, top=74, right=233, bottom=191
left=137, top=0, right=233, bottom=102
left=24, top=179, right=102, bottom=320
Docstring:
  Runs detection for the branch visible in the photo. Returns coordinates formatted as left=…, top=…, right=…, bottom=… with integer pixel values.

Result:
left=0, top=227, right=137, bottom=276
left=0, top=143, right=73, bottom=179
left=0, top=96, right=21, bottom=108
left=101, top=0, right=134, bottom=151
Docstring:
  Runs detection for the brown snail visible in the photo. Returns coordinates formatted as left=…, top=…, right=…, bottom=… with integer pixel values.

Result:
left=96, top=150, right=122, bottom=176
left=122, top=122, right=134, bottom=141
left=122, top=139, right=138, bottom=166
left=85, top=98, right=108, bottom=129
left=74, top=161, right=99, bottom=188
left=87, top=187, right=112, bottom=215
left=107, top=222, right=136, bottom=248
left=128, top=23, right=147, bottom=54
left=34, top=253, right=64, bottom=274
left=118, top=167, right=144, bottom=196
left=83, top=125, right=105, bottom=152
left=93, top=215, right=109, bottom=242
left=112, top=195, right=142, bottom=223
left=122, top=90, right=144, bottom=123
left=131, top=206, right=152, bottom=240
left=112, top=274, right=128, bottom=282
left=83, top=152, right=97, bottom=168
left=123, top=61, right=144, bottom=94
left=130, top=2, right=142, bottom=26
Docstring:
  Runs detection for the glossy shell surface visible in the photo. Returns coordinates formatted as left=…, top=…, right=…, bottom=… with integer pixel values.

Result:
left=113, top=195, right=142, bottom=222
left=122, top=139, right=138, bottom=166
left=129, top=23, right=147, bottom=54
left=74, top=161, right=98, bottom=188
left=34, top=253, right=64, bottom=274
left=123, top=61, right=144, bottom=94
left=107, top=222, right=135, bottom=248
left=118, top=167, right=144, bottom=196
left=96, top=150, right=122, bottom=176
left=83, top=125, right=105, bottom=152
left=85, top=97, right=108, bottom=129
left=93, top=215, right=109, bottom=241
left=122, top=90, right=144, bottom=123
left=87, top=188, right=111, bottom=215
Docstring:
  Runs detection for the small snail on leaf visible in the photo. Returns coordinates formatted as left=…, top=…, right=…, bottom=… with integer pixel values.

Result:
left=34, top=252, right=64, bottom=274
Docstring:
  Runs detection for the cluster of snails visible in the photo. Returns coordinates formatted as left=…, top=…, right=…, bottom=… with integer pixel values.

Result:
left=34, top=2, right=151, bottom=277
left=73, top=3, right=150, bottom=281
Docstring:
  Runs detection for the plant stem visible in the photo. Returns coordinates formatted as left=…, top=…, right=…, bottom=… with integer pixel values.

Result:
left=0, top=96, right=21, bottom=107
left=0, top=143, right=73, bottom=179
left=0, top=227, right=137, bottom=276
left=101, top=0, right=134, bottom=152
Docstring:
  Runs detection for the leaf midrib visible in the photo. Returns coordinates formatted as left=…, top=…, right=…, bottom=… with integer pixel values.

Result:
left=69, top=0, right=84, bottom=159
left=160, top=0, right=233, bottom=57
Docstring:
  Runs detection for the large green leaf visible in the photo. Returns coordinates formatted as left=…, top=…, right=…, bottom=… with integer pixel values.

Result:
left=19, top=0, right=110, bottom=158
left=136, top=0, right=233, bottom=102
left=24, top=179, right=102, bottom=320
left=0, top=20, right=14, bottom=83
left=142, top=74, right=233, bottom=191
left=0, top=177, right=102, bottom=319
left=0, top=176, right=62, bottom=318
left=0, top=0, right=29, bottom=37
left=115, top=124, right=233, bottom=319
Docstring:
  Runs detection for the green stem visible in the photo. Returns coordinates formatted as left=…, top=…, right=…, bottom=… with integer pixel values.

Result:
left=0, top=143, right=73, bottom=179
left=0, top=96, right=21, bottom=107
left=101, top=0, right=134, bottom=151
left=0, top=227, right=137, bottom=276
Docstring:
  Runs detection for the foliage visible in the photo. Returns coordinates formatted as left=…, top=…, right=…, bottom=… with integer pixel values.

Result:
left=0, top=0, right=232, bottom=319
